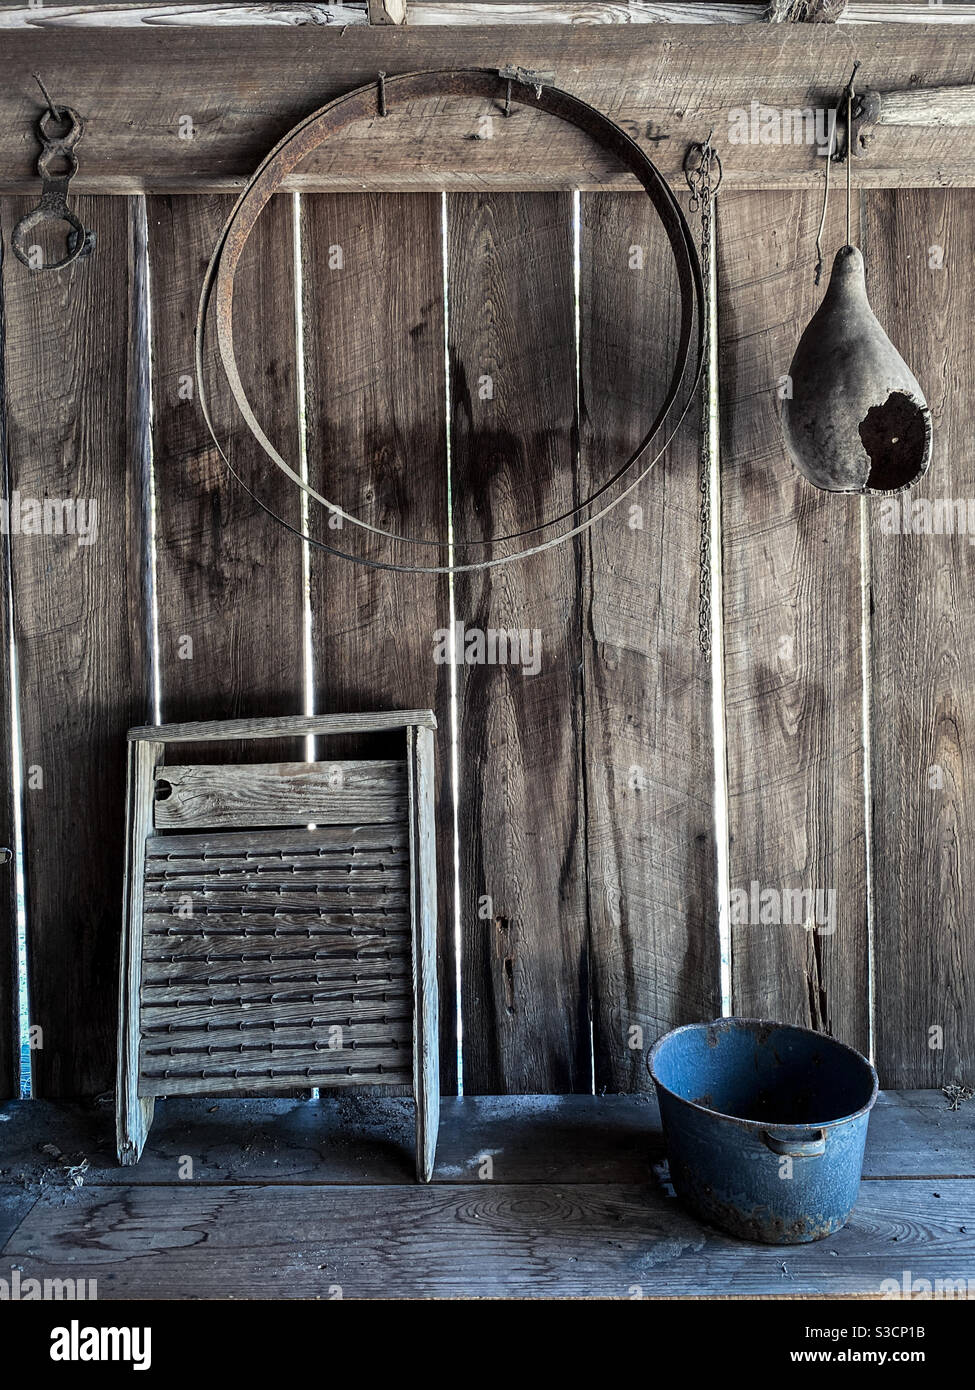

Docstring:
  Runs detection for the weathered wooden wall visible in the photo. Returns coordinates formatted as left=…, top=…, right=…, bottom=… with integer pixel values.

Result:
left=1, top=17, right=974, bottom=1098
left=300, top=190, right=453, bottom=1090
left=864, top=188, right=975, bottom=1089
left=0, top=196, right=149, bottom=1097
left=580, top=191, right=720, bottom=1090
left=0, top=229, right=15, bottom=1095
left=5, top=21, right=975, bottom=193
left=718, top=189, right=870, bottom=1057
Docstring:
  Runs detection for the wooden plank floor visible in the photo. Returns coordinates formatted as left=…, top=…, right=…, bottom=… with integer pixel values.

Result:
left=1, top=1093, right=973, bottom=1298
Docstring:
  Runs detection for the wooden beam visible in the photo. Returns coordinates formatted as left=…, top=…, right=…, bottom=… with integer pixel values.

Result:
left=859, top=84, right=975, bottom=131
left=2, top=26, right=975, bottom=192
left=128, top=712, right=437, bottom=741
left=3, top=4, right=975, bottom=29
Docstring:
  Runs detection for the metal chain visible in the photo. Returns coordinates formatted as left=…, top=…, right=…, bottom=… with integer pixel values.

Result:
left=685, top=138, right=722, bottom=662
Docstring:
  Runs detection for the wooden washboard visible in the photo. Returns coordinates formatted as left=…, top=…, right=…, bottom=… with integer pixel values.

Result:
left=116, top=713, right=439, bottom=1181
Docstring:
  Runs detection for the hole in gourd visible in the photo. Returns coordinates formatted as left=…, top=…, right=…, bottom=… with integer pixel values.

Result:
left=860, top=391, right=929, bottom=493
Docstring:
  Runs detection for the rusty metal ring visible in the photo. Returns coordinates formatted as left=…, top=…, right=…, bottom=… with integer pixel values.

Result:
left=197, top=68, right=705, bottom=574
left=10, top=197, right=89, bottom=271
left=38, top=105, right=85, bottom=152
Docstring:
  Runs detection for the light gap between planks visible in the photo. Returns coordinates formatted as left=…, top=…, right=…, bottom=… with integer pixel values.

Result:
left=0, top=223, right=31, bottom=1098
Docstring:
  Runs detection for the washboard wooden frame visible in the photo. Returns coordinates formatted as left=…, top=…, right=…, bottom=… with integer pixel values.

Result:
left=116, top=712, right=440, bottom=1181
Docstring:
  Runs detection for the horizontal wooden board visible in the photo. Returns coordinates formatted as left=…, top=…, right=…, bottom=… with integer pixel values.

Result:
left=141, top=1033, right=410, bottom=1061
left=142, top=937, right=408, bottom=966
left=139, top=1068, right=413, bottom=1095
left=143, top=920, right=409, bottom=944
left=141, top=974, right=413, bottom=1006
left=141, top=1039, right=410, bottom=1067
left=145, top=871, right=407, bottom=894
left=0, top=3, right=966, bottom=30
left=144, top=913, right=409, bottom=936
left=3, top=27, right=975, bottom=192
left=5, top=1177, right=974, bottom=1298
left=129, top=712, right=435, bottom=742
left=143, top=889, right=408, bottom=914
left=152, top=761, right=407, bottom=829
left=141, top=1018, right=411, bottom=1049
left=141, top=990, right=414, bottom=1033
left=141, top=954, right=410, bottom=985
left=147, top=825, right=409, bottom=857
left=0, top=1091, right=970, bottom=1188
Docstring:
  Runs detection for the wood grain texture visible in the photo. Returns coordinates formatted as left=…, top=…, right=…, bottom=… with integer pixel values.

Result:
left=152, top=760, right=407, bottom=828
left=4, top=1177, right=973, bottom=1298
left=580, top=192, right=719, bottom=1091
left=719, top=191, right=868, bottom=1053
left=299, top=192, right=454, bottom=1089
left=0, top=226, right=16, bottom=1098
left=1, top=1089, right=970, bottom=1187
left=863, top=1090, right=975, bottom=1178
left=145, top=823, right=410, bottom=861
left=147, top=192, right=305, bottom=766
left=0, top=195, right=149, bottom=1097
left=128, top=711, right=436, bottom=742
left=4, top=28, right=975, bottom=193
left=117, top=738, right=160, bottom=1162
left=0, top=2, right=963, bottom=29
left=408, top=724, right=440, bottom=1179
left=447, top=191, right=589, bottom=1094
left=865, top=189, right=975, bottom=1089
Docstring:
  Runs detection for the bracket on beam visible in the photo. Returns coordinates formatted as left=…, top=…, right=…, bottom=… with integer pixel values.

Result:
left=368, top=0, right=407, bottom=24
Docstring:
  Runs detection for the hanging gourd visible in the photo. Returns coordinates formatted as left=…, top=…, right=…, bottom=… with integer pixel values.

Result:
left=782, top=69, right=932, bottom=495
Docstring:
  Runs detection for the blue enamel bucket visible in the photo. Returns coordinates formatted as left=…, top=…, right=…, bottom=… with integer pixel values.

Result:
left=648, top=1018, right=878, bottom=1245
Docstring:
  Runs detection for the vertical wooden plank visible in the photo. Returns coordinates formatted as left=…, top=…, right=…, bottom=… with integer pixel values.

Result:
left=116, top=736, right=161, bottom=1163
left=0, top=230, right=16, bottom=1096
left=0, top=543, right=13, bottom=1098
left=300, top=192, right=454, bottom=1090
left=0, top=195, right=149, bottom=1096
left=408, top=724, right=440, bottom=1179
left=865, top=189, right=975, bottom=1087
left=719, top=190, right=869, bottom=1054
left=580, top=192, right=719, bottom=1092
left=147, top=192, right=305, bottom=763
left=148, top=192, right=308, bottom=1098
left=447, top=192, right=589, bottom=1094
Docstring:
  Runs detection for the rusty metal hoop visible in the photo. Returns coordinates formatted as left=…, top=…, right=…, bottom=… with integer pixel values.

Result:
left=197, top=68, right=706, bottom=574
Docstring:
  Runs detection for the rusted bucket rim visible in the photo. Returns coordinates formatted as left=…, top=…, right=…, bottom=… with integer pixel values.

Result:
left=648, top=1017, right=879, bottom=1134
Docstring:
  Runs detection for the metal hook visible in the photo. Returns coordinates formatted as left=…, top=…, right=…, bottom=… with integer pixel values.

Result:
left=11, top=90, right=95, bottom=272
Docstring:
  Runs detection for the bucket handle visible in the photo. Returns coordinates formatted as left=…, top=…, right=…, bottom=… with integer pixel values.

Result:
left=761, top=1129, right=826, bottom=1158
